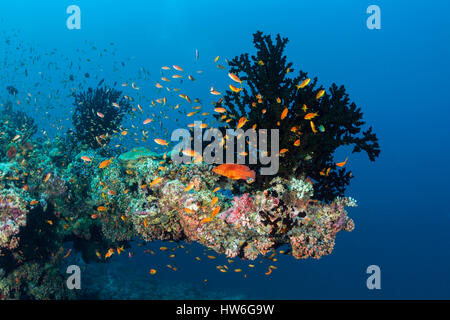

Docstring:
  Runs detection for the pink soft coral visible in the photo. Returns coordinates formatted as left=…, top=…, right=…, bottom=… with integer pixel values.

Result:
left=219, top=193, right=255, bottom=225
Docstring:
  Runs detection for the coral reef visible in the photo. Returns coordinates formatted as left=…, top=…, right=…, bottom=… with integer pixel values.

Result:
left=0, top=32, right=377, bottom=300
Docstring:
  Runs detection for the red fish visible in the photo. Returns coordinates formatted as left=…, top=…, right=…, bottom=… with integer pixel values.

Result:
left=213, top=164, right=255, bottom=181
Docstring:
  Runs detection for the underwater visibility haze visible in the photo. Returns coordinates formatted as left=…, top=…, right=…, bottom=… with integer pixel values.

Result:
left=0, top=0, right=449, bottom=300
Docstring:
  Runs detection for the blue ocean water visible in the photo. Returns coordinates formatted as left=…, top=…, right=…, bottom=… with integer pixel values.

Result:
left=1, top=0, right=449, bottom=299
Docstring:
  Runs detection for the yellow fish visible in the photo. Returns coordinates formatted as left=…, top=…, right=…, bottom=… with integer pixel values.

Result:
left=229, top=84, right=242, bottom=93
left=316, top=89, right=325, bottom=99
left=296, top=78, right=310, bottom=90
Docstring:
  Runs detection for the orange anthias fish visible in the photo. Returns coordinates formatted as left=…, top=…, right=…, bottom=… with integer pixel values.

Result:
left=154, top=139, right=169, bottom=146
left=105, top=248, right=115, bottom=259
left=150, top=177, right=163, bottom=187
left=280, top=107, right=288, bottom=120
left=213, top=164, right=256, bottom=181
left=336, top=157, right=348, bottom=167
left=236, top=117, right=248, bottom=129
left=316, top=89, right=325, bottom=99
left=229, top=84, right=242, bottom=93
left=304, top=112, right=319, bottom=120
left=214, top=107, right=227, bottom=113
left=296, top=78, right=311, bottom=90
left=310, top=121, right=318, bottom=134
left=228, top=73, right=242, bottom=84
left=99, top=159, right=113, bottom=169
left=43, top=173, right=51, bottom=183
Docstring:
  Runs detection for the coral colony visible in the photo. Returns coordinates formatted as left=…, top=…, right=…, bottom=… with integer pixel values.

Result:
left=0, top=32, right=379, bottom=299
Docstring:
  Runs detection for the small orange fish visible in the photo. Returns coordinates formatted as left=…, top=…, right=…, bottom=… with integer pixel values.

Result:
left=99, top=159, right=112, bottom=169
left=143, top=118, right=152, bottom=125
left=30, top=200, right=39, bottom=206
left=211, top=197, right=218, bottom=207
left=310, top=121, right=318, bottom=134
left=97, top=206, right=108, bottom=212
left=149, top=269, right=157, bottom=275
left=44, top=173, right=51, bottom=183
left=229, top=84, right=242, bottom=93
left=187, top=111, right=198, bottom=117
left=228, top=73, right=242, bottom=83
left=185, top=182, right=195, bottom=192
left=316, top=89, right=325, bottom=99
left=105, top=248, right=114, bottom=259
left=211, top=206, right=220, bottom=218
left=150, top=177, right=163, bottom=187
left=296, top=78, right=310, bottom=90
left=281, top=107, right=288, bottom=120
left=304, top=112, right=319, bottom=120
left=236, top=117, right=248, bottom=129
left=336, top=157, right=348, bottom=167
left=294, top=139, right=301, bottom=147
left=173, top=65, right=184, bottom=72
left=201, top=217, right=212, bottom=224
left=97, top=112, right=104, bottom=118
left=81, top=156, right=92, bottom=162
left=154, top=139, right=169, bottom=146
left=184, top=208, right=195, bottom=214
left=280, top=149, right=289, bottom=154
left=63, top=249, right=72, bottom=259
left=214, top=107, right=227, bottom=113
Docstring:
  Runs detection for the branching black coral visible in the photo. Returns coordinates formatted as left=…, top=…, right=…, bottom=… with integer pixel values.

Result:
left=72, top=86, right=132, bottom=149
left=215, top=31, right=380, bottom=201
